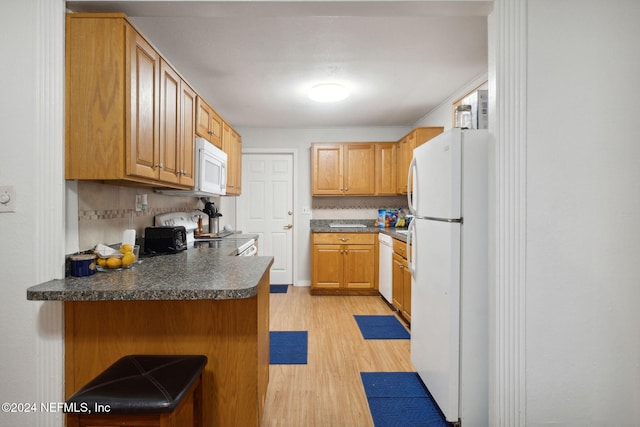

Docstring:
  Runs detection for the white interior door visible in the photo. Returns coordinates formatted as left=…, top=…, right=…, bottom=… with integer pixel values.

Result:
left=236, top=153, right=294, bottom=284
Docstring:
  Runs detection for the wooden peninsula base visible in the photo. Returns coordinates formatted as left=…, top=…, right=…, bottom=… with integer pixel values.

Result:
left=64, top=271, right=270, bottom=427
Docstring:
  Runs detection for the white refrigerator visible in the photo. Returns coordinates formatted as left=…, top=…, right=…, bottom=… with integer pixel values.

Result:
left=407, top=128, right=490, bottom=426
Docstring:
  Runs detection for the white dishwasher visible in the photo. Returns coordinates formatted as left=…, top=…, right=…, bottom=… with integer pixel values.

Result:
left=378, top=233, right=393, bottom=304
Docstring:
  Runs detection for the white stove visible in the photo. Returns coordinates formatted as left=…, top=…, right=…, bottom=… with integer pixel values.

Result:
left=153, top=211, right=257, bottom=256
left=154, top=211, right=202, bottom=245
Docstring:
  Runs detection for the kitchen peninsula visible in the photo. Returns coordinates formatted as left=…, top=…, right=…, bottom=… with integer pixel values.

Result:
left=27, top=244, right=273, bottom=427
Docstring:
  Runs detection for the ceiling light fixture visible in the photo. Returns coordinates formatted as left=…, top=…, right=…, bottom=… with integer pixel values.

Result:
left=308, top=83, right=349, bottom=103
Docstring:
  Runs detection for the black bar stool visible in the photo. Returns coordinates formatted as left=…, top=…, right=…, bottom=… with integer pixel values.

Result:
left=65, top=354, right=207, bottom=427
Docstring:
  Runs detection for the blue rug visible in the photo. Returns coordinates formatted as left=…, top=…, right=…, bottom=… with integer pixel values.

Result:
left=354, top=315, right=410, bottom=340
left=270, top=284, right=289, bottom=293
left=269, top=331, right=308, bottom=364
left=361, top=372, right=450, bottom=427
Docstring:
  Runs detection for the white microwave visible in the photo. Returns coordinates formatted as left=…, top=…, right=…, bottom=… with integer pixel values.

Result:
left=194, top=137, right=227, bottom=196
left=154, top=137, right=227, bottom=197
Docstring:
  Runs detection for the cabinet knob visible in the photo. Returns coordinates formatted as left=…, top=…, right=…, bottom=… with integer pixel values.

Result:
left=154, top=162, right=163, bottom=169
left=339, top=238, right=349, bottom=242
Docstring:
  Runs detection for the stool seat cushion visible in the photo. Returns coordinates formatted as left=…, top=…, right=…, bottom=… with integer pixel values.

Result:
left=66, top=355, right=207, bottom=414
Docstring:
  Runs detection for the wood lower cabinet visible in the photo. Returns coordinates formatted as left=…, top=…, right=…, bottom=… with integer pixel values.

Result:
left=64, top=270, right=271, bottom=427
left=65, top=13, right=196, bottom=189
left=311, top=143, right=375, bottom=195
left=396, top=127, right=444, bottom=194
left=392, top=238, right=411, bottom=323
left=311, top=233, right=378, bottom=295
left=222, top=121, right=242, bottom=195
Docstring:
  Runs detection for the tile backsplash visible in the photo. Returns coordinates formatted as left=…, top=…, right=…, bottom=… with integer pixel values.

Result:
left=76, top=181, right=206, bottom=251
left=312, top=195, right=407, bottom=220
left=73, top=184, right=409, bottom=251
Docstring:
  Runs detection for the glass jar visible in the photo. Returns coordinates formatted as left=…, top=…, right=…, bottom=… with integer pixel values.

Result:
left=455, top=104, right=473, bottom=129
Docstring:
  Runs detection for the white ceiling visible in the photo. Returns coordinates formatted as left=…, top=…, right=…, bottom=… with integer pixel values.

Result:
left=66, top=1, right=492, bottom=128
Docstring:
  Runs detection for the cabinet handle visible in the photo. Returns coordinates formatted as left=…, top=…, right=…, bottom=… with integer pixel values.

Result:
left=284, top=224, right=293, bottom=229
left=339, top=238, right=349, bottom=242
left=154, top=162, right=163, bottom=169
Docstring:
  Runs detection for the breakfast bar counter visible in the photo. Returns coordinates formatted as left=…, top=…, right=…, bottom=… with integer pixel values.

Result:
left=27, top=245, right=274, bottom=427
left=27, top=244, right=273, bottom=301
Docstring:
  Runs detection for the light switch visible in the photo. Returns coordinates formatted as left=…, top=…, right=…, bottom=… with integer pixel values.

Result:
left=0, top=185, right=16, bottom=212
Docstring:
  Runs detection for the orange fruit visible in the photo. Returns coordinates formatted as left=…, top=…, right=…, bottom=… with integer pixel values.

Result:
left=106, top=257, right=122, bottom=269
left=121, top=252, right=136, bottom=267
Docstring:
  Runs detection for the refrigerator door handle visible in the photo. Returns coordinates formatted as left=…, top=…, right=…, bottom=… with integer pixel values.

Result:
left=423, top=216, right=463, bottom=224
left=407, top=219, right=415, bottom=277
left=407, top=157, right=417, bottom=215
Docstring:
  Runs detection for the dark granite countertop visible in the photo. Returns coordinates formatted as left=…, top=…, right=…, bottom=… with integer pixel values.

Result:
left=27, top=235, right=274, bottom=302
left=310, top=219, right=409, bottom=242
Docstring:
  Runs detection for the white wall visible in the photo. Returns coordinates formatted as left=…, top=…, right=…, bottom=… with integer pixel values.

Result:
left=524, top=1, right=640, bottom=424
left=0, top=1, right=65, bottom=426
left=235, top=126, right=410, bottom=284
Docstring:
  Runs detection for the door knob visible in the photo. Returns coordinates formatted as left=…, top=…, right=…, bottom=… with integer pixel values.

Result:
left=284, top=224, right=293, bottom=229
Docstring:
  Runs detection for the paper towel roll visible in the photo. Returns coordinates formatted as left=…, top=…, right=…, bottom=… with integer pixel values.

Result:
left=122, top=229, right=136, bottom=246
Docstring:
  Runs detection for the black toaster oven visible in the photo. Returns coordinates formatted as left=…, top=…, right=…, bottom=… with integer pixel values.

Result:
left=144, top=226, right=187, bottom=254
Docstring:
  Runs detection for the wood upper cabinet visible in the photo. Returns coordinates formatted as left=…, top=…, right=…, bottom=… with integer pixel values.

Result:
left=65, top=13, right=196, bottom=189
left=311, top=143, right=375, bottom=195
left=344, top=144, right=375, bottom=194
left=311, top=233, right=378, bottom=295
left=222, top=121, right=242, bottom=195
left=159, top=59, right=197, bottom=186
left=375, top=142, right=396, bottom=195
left=311, top=144, right=342, bottom=195
left=178, top=79, right=197, bottom=187
left=128, top=30, right=160, bottom=181
left=396, top=127, right=444, bottom=194
left=196, top=97, right=223, bottom=148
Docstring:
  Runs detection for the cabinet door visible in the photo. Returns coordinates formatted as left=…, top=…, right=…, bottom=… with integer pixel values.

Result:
left=127, top=28, right=160, bottom=180
left=222, top=122, right=242, bottom=195
left=179, top=81, right=196, bottom=187
left=402, top=260, right=412, bottom=322
left=343, top=144, right=375, bottom=195
left=195, top=98, right=222, bottom=148
left=344, top=245, right=375, bottom=289
left=158, top=59, right=181, bottom=184
left=396, top=136, right=409, bottom=194
left=228, top=129, right=242, bottom=195
left=312, top=245, right=343, bottom=289
left=209, top=108, right=223, bottom=149
left=195, top=97, right=211, bottom=140
left=375, top=142, right=396, bottom=195
left=392, top=252, right=405, bottom=311
left=311, top=144, right=343, bottom=195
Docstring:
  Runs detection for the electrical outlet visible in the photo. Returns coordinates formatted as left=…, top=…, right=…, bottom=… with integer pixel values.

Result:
left=0, top=185, right=16, bottom=213
left=302, top=206, right=311, bottom=215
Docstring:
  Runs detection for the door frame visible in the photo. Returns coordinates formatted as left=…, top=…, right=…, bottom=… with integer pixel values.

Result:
left=239, top=148, right=299, bottom=286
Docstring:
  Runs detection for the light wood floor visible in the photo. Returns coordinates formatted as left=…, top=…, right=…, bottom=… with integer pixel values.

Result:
left=262, top=286, right=415, bottom=427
